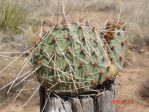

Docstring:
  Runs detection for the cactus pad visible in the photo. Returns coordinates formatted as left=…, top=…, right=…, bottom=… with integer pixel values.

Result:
left=31, top=22, right=126, bottom=95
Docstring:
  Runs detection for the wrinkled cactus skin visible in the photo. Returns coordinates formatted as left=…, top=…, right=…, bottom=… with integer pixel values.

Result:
left=31, top=22, right=126, bottom=95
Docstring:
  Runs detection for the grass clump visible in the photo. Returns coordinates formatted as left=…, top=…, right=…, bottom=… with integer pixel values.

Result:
left=0, top=0, right=27, bottom=34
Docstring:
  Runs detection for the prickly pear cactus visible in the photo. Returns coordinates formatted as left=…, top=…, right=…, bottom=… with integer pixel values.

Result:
left=31, top=22, right=126, bottom=95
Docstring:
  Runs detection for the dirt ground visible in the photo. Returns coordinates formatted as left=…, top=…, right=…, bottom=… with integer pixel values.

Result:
left=116, top=48, right=149, bottom=112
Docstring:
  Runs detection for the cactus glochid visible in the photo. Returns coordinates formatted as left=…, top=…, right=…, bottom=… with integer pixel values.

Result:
left=31, top=22, right=127, bottom=95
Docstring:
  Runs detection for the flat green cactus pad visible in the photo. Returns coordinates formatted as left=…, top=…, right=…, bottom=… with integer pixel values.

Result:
left=31, top=22, right=126, bottom=95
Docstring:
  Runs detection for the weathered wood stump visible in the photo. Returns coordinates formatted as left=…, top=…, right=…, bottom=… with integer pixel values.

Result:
left=39, top=80, right=116, bottom=112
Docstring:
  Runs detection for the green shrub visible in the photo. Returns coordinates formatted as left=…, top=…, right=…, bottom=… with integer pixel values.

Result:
left=0, top=0, right=27, bottom=33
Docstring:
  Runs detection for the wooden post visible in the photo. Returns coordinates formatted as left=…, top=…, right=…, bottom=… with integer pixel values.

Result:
left=39, top=80, right=116, bottom=112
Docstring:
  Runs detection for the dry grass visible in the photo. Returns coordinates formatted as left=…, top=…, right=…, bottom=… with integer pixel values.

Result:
left=0, top=0, right=28, bottom=34
left=118, top=0, right=149, bottom=49
left=1, top=0, right=148, bottom=48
